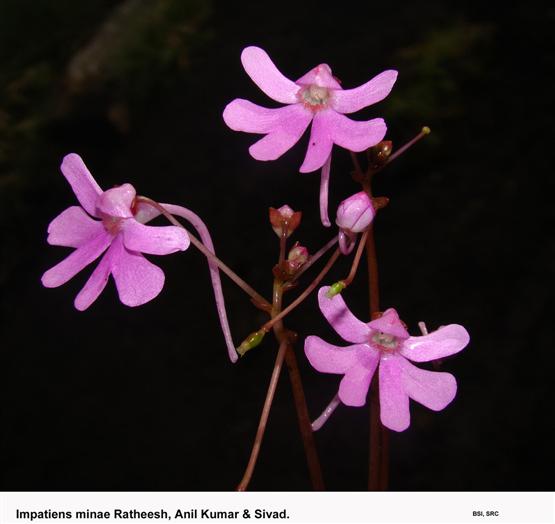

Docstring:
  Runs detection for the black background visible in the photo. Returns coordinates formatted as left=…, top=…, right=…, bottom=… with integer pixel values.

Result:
left=1, top=1, right=553, bottom=491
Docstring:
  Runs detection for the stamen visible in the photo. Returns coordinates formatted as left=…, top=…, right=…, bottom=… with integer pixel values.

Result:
left=371, top=331, right=399, bottom=350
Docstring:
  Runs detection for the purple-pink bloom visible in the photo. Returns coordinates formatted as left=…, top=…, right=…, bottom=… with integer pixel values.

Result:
left=42, top=154, right=190, bottom=310
left=223, top=46, right=397, bottom=225
left=305, top=287, right=470, bottom=431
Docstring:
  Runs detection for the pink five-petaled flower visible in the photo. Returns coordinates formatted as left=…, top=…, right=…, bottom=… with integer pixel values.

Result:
left=305, top=287, right=470, bottom=431
left=41, top=154, right=190, bottom=310
left=223, top=46, right=397, bottom=226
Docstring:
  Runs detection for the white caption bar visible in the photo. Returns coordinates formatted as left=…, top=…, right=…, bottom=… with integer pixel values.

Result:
left=0, top=492, right=553, bottom=524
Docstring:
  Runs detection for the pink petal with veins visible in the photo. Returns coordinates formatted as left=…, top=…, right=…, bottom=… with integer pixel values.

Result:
left=240, top=46, right=299, bottom=104
left=223, top=99, right=311, bottom=135
left=110, top=236, right=165, bottom=307
left=339, top=358, right=377, bottom=407
left=401, top=324, right=470, bottom=363
left=248, top=104, right=312, bottom=161
left=47, top=206, right=104, bottom=248
left=317, top=286, right=369, bottom=343
left=304, top=336, right=361, bottom=374
left=74, top=245, right=114, bottom=311
left=122, top=220, right=189, bottom=255
left=379, top=354, right=410, bottom=432
left=60, top=154, right=102, bottom=217
left=325, top=112, right=387, bottom=152
left=401, top=357, right=457, bottom=411
left=299, top=112, right=333, bottom=172
left=41, top=231, right=112, bottom=288
left=333, top=70, right=398, bottom=114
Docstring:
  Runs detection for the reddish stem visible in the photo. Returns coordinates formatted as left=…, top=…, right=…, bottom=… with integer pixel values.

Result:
left=261, top=248, right=341, bottom=332
left=342, top=229, right=369, bottom=287
left=236, top=340, right=289, bottom=491
left=284, top=345, right=326, bottom=490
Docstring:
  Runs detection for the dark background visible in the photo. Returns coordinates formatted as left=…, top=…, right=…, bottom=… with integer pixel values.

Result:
left=1, top=1, right=553, bottom=491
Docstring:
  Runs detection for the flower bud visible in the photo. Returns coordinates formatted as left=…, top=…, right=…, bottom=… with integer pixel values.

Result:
left=367, top=140, right=393, bottom=168
left=269, top=205, right=302, bottom=238
left=287, top=242, right=309, bottom=271
left=336, top=192, right=375, bottom=233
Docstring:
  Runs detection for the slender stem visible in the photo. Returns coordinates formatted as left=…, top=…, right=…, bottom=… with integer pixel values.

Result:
left=342, top=229, right=369, bottom=287
left=135, top=197, right=270, bottom=309
left=312, top=393, right=341, bottom=431
left=365, top=224, right=380, bottom=318
left=387, top=127, right=430, bottom=164
left=236, top=340, right=289, bottom=491
left=291, top=236, right=338, bottom=283
left=279, top=229, right=288, bottom=266
left=262, top=249, right=341, bottom=332
left=273, top=233, right=325, bottom=489
left=283, top=345, right=326, bottom=490
left=369, top=379, right=381, bottom=490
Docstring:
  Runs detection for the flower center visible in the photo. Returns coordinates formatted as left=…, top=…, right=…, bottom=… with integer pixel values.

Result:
left=101, top=214, right=123, bottom=235
left=298, top=84, right=330, bottom=111
left=371, top=331, right=399, bottom=351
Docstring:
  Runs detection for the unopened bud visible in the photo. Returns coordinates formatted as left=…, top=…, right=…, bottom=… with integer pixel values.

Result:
left=237, top=329, right=267, bottom=356
left=367, top=140, right=393, bottom=168
left=336, top=192, right=375, bottom=233
left=269, top=205, right=302, bottom=238
left=326, top=281, right=346, bottom=298
left=287, top=242, right=309, bottom=269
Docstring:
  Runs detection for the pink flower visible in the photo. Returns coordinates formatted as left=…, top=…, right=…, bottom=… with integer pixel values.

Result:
left=336, top=191, right=375, bottom=254
left=42, top=154, right=190, bottom=310
left=305, top=287, right=470, bottom=431
left=223, top=46, right=397, bottom=225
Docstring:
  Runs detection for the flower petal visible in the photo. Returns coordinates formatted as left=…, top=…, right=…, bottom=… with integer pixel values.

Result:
left=41, top=231, right=112, bottom=288
left=224, top=99, right=291, bottom=133
left=333, top=70, right=398, bottom=114
left=400, top=324, right=470, bottom=363
left=110, top=237, right=165, bottom=307
left=401, top=357, right=457, bottom=411
left=132, top=201, right=160, bottom=224
left=240, top=46, right=299, bottom=104
left=47, top=206, right=104, bottom=248
left=122, top=220, right=190, bottom=255
left=304, top=336, right=361, bottom=374
left=368, top=308, right=410, bottom=339
left=379, top=355, right=410, bottom=432
left=326, top=112, right=387, bottom=152
left=299, top=112, right=333, bottom=173
left=296, top=63, right=342, bottom=89
left=60, top=154, right=102, bottom=217
left=317, top=286, right=369, bottom=343
left=339, top=362, right=376, bottom=407
left=248, top=103, right=312, bottom=161
left=96, top=184, right=136, bottom=218
left=74, top=245, right=114, bottom=311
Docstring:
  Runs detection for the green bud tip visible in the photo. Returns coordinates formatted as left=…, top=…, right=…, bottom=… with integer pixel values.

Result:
left=326, top=281, right=346, bottom=299
left=237, top=329, right=266, bottom=356
left=422, top=126, right=431, bottom=135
